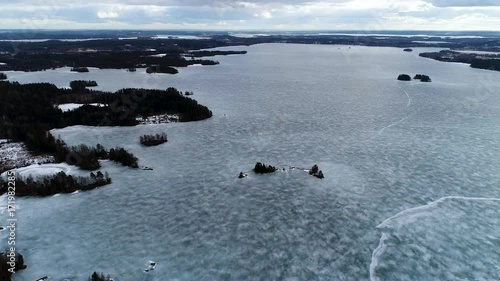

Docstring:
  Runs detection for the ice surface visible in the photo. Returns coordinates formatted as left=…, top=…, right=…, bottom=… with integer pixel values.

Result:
left=371, top=198, right=500, bottom=281
left=5, top=44, right=500, bottom=281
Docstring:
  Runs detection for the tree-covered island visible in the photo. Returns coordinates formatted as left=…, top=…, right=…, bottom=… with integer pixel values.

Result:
left=0, top=81, right=213, bottom=195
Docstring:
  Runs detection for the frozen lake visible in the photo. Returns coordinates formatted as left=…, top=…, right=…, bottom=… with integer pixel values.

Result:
left=3, top=43, right=500, bottom=280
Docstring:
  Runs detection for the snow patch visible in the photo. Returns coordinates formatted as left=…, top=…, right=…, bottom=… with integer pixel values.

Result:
left=57, top=103, right=107, bottom=112
left=1, top=163, right=79, bottom=179
left=136, top=114, right=180, bottom=125
left=0, top=142, right=54, bottom=172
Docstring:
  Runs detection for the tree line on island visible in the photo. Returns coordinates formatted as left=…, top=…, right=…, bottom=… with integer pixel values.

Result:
left=140, top=133, right=168, bottom=146
left=70, top=80, right=98, bottom=91
left=11, top=170, right=111, bottom=197
left=0, top=138, right=139, bottom=195
left=34, top=136, right=138, bottom=171
left=397, top=74, right=432, bottom=82
left=240, top=162, right=324, bottom=179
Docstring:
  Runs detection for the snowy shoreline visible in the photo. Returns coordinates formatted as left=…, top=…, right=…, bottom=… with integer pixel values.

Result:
left=136, top=114, right=180, bottom=125
left=0, top=141, right=54, bottom=173
left=0, top=162, right=81, bottom=180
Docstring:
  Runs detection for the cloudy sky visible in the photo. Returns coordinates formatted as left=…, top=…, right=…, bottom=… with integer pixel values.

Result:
left=1, top=0, right=499, bottom=30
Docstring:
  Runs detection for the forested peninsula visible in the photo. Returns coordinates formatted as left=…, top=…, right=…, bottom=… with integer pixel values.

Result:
left=0, top=81, right=212, bottom=194
left=420, top=50, right=500, bottom=72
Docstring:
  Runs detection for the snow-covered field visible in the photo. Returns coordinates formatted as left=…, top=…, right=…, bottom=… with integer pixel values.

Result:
left=57, top=103, right=107, bottom=112
left=0, top=141, right=54, bottom=173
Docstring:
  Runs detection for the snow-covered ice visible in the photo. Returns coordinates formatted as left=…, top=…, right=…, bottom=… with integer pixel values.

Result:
left=1, top=163, right=80, bottom=179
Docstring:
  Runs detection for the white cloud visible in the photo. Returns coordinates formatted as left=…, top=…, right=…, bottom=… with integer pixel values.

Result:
left=97, top=11, right=119, bottom=19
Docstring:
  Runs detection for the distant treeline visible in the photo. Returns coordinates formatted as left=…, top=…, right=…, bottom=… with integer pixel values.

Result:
left=146, top=65, right=178, bottom=74
left=0, top=51, right=219, bottom=72
left=470, top=59, right=500, bottom=71
left=419, top=50, right=500, bottom=72
left=0, top=81, right=211, bottom=154
left=188, top=50, right=247, bottom=57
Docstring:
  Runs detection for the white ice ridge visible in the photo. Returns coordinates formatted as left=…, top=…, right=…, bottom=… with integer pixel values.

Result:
left=403, top=88, right=411, bottom=107
left=369, top=232, right=390, bottom=281
left=377, top=111, right=417, bottom=136
left=369, top=196, right=500, bottom=281
left=377, top=196, right=500, bottom=229
left=374, top=86, right=413, bottom=138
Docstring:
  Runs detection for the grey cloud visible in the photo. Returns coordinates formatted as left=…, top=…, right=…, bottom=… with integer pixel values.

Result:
left=426, top=0, right=500, bottom=7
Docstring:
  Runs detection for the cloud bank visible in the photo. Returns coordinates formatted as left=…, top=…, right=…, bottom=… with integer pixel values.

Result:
left=0, top=0, right=499, bottom=30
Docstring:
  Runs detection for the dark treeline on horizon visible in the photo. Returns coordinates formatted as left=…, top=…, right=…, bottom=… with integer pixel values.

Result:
left=420, top=50, right=500, bottom=72
left=0, top=32, right=499, bottom=72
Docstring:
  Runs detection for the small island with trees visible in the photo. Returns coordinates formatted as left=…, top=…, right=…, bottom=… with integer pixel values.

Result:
left=309, top=164, right=324, bottom=179
left=398, top=73, right=432, bottom=82
left=140, top=133, right=168, bottom=146
left=70, top=80, right=98, bottom=91
left=397, top=74, right=412, bottom=81
left=414, top=74, right=432, bottom=82
left=253, top=162, right=278, bottom=174
left=11, top=170, right=111, bottom=197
